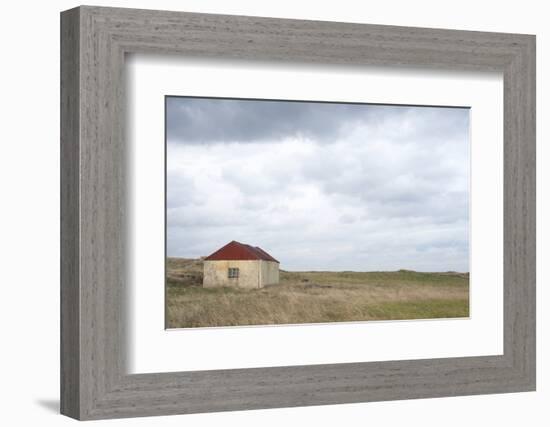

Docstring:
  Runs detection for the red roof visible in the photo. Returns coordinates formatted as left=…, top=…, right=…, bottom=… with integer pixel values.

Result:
left=205, top=241, right=279, bottom=263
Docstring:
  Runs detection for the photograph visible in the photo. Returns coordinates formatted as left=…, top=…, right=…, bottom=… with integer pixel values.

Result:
left=165, top=96, right=470, bottom=328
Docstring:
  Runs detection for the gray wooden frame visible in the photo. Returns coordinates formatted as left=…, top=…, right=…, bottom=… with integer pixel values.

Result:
left=60, top=5, right=536, bottom=421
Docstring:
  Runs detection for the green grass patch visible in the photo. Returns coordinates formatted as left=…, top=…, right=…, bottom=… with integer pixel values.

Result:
left=166, top=258, right=469, bottom=328
left=365, top=298, right=469, bottom=320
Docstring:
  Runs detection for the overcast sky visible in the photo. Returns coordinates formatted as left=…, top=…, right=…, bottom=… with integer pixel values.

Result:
left=166, top=96, right=470, bottom=272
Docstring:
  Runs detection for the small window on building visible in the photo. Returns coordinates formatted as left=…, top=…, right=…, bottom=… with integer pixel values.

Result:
left=228, top=268, right=239, bottom=279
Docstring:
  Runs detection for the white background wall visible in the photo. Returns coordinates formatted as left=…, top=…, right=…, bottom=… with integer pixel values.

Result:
left=0, top=0, right=547, bottom=425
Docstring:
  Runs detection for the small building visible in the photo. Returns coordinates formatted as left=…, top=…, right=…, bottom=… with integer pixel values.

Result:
left=203, top=241, right=279, bottom=289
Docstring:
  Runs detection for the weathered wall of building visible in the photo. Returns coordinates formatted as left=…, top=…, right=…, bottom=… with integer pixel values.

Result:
left=260, top=260, right=279, bottom=286
left=203, top=260, right=280, bottom=288
left=203, top=260, right=260, bottom=288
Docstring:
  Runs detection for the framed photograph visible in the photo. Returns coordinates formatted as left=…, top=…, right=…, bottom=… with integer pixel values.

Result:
left=164, top=96, right=471, bottom=329
left=60, top=5, right=535, bottom=420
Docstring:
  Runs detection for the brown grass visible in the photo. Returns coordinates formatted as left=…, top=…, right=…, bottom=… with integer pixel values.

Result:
left=166, top=258, right=469, bottom=328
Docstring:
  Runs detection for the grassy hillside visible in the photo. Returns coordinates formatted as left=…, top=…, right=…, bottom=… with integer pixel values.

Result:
left=166, top=257, right=469, bottom=328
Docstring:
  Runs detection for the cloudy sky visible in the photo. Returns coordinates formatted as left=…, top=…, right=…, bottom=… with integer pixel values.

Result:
left=166, top=96, right=470, bottom=272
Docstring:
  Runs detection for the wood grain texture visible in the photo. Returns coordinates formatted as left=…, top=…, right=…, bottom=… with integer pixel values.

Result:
left=60, top=7, right=80, bottom=419
left=60, top=5, right=536, bottom=420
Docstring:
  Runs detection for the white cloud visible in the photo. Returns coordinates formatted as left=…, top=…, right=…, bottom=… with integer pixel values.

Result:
left=166, top=99, right=469, bottom=272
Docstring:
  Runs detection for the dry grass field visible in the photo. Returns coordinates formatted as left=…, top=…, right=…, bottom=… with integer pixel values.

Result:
left=166, top=257, right=469, bottom=328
